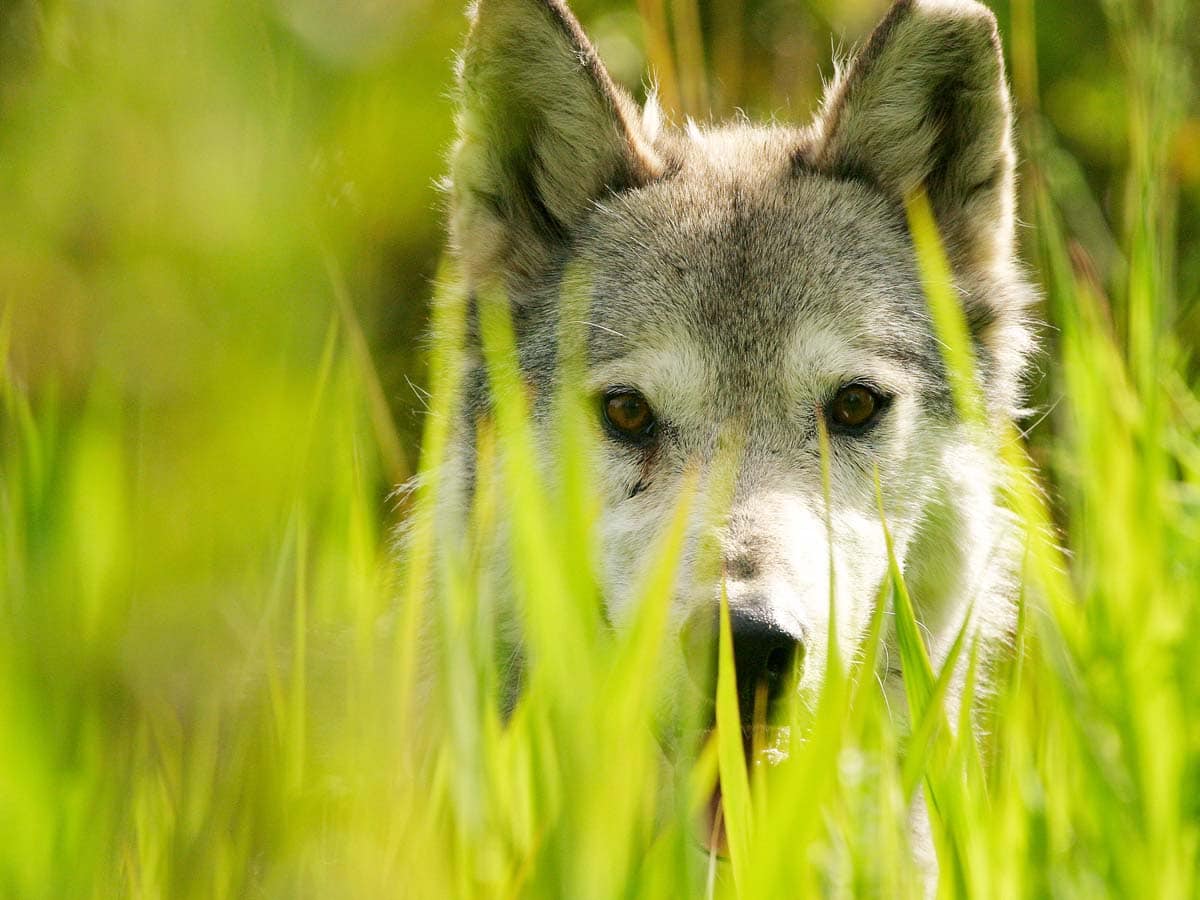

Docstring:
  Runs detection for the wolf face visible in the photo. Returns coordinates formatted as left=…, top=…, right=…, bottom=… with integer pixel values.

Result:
left=447, top=0, right=1034, bottom=718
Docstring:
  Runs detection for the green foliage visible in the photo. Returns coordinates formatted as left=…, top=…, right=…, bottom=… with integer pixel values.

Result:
left=1, top=0, right=1198, bottom=897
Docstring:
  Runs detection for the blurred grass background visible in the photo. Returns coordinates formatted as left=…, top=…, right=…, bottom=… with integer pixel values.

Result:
left=1, top=0, right=1198, bottom=897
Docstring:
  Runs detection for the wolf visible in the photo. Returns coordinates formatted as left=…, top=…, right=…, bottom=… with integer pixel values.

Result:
left=441, top=0, right=1035, bottom=861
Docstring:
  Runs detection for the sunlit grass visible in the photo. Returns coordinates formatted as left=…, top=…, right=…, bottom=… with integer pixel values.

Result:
left=1, top=0, right=1198, bottom=898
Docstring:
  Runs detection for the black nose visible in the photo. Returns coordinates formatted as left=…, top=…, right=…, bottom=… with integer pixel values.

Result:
left=681, top=607, right=806, bottom=718
left=728, top=607, right=805, bottom=714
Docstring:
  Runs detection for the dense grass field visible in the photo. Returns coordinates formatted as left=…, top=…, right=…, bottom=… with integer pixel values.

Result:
left=2, top=0, right=1199, bottom=896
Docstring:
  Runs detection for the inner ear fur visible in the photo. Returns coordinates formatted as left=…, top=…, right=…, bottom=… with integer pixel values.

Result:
left=450, top=0, right=662, bottom=287
left=803, top=0, right=1017, bottom=271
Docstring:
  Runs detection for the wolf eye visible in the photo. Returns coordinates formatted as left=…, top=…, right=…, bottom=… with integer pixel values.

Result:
left=828, top=384, right=885, bottom=430
left=602, top=390, right=656, bottom=442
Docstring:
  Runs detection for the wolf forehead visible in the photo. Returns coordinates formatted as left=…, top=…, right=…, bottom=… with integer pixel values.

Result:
left=515, top=132, right=952, bottom=415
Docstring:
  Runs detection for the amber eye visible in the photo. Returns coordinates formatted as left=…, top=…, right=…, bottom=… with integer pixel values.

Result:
left=829, top=384, right=883, bottom=429
left=602, top=390, right=656, bottom=441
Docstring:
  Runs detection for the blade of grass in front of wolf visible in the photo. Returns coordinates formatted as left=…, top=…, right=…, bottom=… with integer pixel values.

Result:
left=948, top=637, right=994, bottom=895
left=554, top=263, right=605, bottom=631
left=478, top=285, right=596, bottom=701
left=556, top=265, right=698, bottom=894
left=435, top=421, right=506, bottom=887
left=905, top=190, right=983, bottom=426
left=715, top=585, right=752, bottom=895
left=898, top=603, right=972, bottom=803
left=871, top=470, right=971, bottom=890
left=903, top=186, right=1043, bottom=891
left=579, top=469, right=699, bottom=898
left=872, top=471, right=935, bottom=718
left=848, top=577, right=891, bottom=722
left=899, top=191, right=992, bottom=752
left=747, top=421, right=891, bottom=896
left=815, top=408, right=842, bottom=686
left=479, top=283, right=640, bottom=894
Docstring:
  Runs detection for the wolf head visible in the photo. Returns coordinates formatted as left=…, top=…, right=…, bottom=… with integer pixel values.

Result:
left=447, top=0, right=1034, bottom=716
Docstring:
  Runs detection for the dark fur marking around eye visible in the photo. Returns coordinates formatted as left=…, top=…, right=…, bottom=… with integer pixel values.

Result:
left=625, top=436, right=663, bottom=500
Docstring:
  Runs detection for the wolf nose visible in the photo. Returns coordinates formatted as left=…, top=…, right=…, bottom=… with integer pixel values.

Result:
left=728, top=608, right=805, bottom=713
left=680, top=607, right=806, bottom=715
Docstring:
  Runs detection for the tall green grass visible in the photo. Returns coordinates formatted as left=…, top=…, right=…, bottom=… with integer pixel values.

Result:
left=1, top=0, right=1198, bottom=897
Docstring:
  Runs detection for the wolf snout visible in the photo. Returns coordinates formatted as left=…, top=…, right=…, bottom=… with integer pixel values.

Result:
left=681, top=605, right=807, bottom=719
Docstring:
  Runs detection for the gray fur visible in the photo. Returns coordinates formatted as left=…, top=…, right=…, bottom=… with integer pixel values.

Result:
left=441, top=0, right=1037, bottom=870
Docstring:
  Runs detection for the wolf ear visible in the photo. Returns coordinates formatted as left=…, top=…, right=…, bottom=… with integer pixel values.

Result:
left=807, top=0, right=1016, bottom=268
left=449, top=0, right=662, bottom=287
